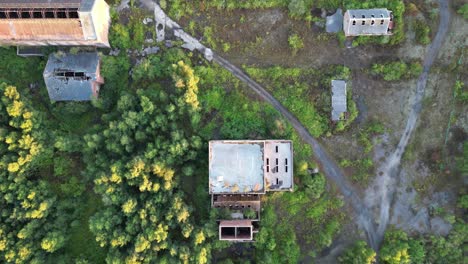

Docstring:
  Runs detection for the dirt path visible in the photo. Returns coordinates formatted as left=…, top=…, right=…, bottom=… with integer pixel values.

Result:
left=365, top=0, right=451, bottom=247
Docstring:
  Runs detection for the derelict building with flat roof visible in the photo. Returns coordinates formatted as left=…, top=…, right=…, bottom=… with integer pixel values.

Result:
left=208, top=140, right=294, bottom=242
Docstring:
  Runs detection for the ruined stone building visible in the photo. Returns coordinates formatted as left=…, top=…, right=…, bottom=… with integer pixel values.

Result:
left=343, top=9, right=393, bottom=36
left=0, top=0, right=110, bottom=47
left=209, top=140, right=293, bottom=241
left=43, top=52, right=104, bottom=101
left=331, top=80, right=347, bottom=121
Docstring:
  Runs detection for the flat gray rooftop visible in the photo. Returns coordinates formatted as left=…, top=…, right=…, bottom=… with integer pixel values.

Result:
left=331, top=80, right=347, bottom=121
left=264, top=141, right=293, bottom=191
left=209, top=141, right=264, bottom=194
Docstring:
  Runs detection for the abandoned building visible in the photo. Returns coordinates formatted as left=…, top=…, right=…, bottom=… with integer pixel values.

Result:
left=209, top=140, right=293, bottom=241
left=343, top=9, right=393, bottom=36
left=331, top=80, right=347, bottom=121
left=43, top=52, right=104, bottom=101
left=0, top=0, right=110, bottom=47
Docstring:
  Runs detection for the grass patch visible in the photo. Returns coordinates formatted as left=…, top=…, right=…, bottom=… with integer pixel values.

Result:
left=65, top=192, right=106, bottom=263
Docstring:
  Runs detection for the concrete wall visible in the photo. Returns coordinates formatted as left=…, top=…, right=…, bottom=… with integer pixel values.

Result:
left=344, top=11, right=392, bottom=36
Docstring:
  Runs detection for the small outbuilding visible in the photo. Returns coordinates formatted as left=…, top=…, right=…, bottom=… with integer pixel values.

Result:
left=43, top=52, right=104, bottom=101
left=331, top=80, right=347, bottom=121
left=343, top=9, right=393, bottom=36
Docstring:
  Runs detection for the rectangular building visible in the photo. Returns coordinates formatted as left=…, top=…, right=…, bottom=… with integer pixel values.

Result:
left=43, top=52, right=104, bottom=101
left=331, top=80, right=347, bottom=121
left=209, top=140, right=293, bottom=194
left=343, top=9, right=393, bottom=36
left=209, top=140, right=293, bottom=241
left=0, top=0, right=110, bottom=47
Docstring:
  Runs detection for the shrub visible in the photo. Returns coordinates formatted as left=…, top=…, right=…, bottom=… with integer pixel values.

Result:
left=288, top=33, right=304, bottom=55
left=371, top=61, right=421, bottom=81
left=414, top=19, right=431, bottom=45
left=458, top=4, right=468, bottom=19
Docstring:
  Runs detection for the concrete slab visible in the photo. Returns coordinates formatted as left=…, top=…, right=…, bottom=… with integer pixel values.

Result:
left=209, top=141, right=264, bottom=194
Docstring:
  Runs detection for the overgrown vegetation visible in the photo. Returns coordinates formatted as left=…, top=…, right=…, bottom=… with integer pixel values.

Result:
left=165, top=0, right=405, bottom=46
left=378, top=194, right=468, bottom=264
left=244, top=65, right=358, bottom=137
left=414, top=19, right=431, bottom=45
left=339, top=240, right=376, bottom=264
left=340, top=121, right=385, bottom=184
left=370, top=60, right=423, bottom=81
left=457, top=4, right=468, bottom=19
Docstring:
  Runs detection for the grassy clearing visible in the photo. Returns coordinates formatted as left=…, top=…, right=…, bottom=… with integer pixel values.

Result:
left=244, top=65, right=357, bottom=137
left=65, top=192, right=106, bottom=263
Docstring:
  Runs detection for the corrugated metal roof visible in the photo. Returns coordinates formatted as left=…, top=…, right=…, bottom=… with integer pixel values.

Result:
left=43, top=52, right=101, bottom=101
left=0, top=20, right=84, bottom=41
left=0, top=0, right=82, bottom=8
left=331, top=80, right=347, bottom=121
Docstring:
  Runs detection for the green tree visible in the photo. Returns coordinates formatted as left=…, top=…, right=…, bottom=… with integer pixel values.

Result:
left=457, top=4, right=468, bottom=19
left=339, top=240, right=376, bottom=264
left=84, top=53, right=209, bottom=263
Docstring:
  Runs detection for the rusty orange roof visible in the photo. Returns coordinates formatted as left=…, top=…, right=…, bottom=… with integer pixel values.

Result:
left=0, top=0, right=81, bottom=8
left=0, top=19, right=84, bottom=41
left=219, top=220, right=253, bottom=227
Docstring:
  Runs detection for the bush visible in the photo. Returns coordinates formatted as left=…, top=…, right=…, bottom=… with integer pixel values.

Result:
left=457, top=4, right=468, bottom=19
left=414, top=19, right=431, bottom=45
left=288, top=33, right=304, bottom=55
left=339, top=240, right=376, bottom=264
left=371, top=61, right=422, bottom=81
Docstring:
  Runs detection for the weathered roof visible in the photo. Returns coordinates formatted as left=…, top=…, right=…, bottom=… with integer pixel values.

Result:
left=344, top=9, right=392, bottom=36
left=209, top=141, right=265, bottom=194
left=264, top=141, right=293, bottom=191
left=346, top=8, right=391, bottom=19
left=331, top=80, right=347, bottom=121
left=0, top=20, right=84, bottom=41
left=43, top=52, right=101, bottom=101
left=209, top=140, right=294, bottom=194
left=0, top=0, right=83, bottom=8
left=219, top=220, right=253, bottom=227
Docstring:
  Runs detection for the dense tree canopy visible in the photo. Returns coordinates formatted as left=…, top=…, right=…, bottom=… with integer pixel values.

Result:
left=0, top=84, right=67, bottom=263
left=339, top=240, right=376, bottom=264
left=84, top=57, right=210, bottom=263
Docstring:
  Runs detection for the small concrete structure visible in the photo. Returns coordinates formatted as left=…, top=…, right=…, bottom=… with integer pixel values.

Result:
left=219, top=220, right=254, bottom=242
left=326, top=8, right=343, bottom=33
left=43, top=52, right=103, bottom=101
left=0, top=0, right=110, bottom=47
left=343, top=9, right=393, bottom=36
left=331, top=80, right=347, bottom=121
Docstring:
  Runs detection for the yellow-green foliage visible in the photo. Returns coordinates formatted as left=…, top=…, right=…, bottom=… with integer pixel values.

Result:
left=339, top=240, right=376, bottom=264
